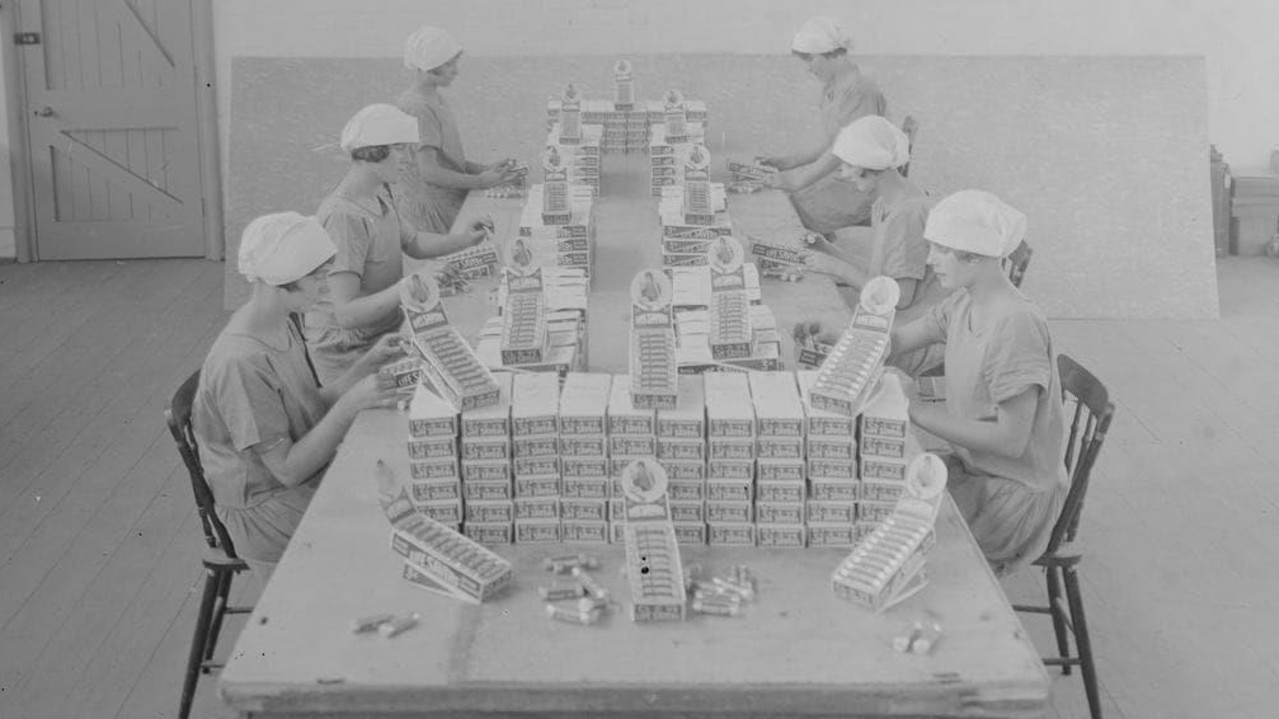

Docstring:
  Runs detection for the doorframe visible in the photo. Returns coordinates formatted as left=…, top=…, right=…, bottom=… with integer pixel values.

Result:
left=1, top=0, right=224, bottom=262
left=2, top=0, right=36, bottom=262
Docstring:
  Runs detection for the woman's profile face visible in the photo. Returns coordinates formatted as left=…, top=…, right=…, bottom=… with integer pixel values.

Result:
left=801, top=52, right=835, bottom=82
left=927, top=242, right=984, bottom=290
left=429, top=53, right=462, bottom=86
left=837, top=163, right=876, bottom=193
left=289, top=260, right=333, bottom=309
left=374, top=144, right=412, bottom=184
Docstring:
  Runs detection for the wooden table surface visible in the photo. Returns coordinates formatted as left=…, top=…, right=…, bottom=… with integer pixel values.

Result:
left=220, top=158, right=1048, bottom=717
left=219, top=410, right=1048, bottom=718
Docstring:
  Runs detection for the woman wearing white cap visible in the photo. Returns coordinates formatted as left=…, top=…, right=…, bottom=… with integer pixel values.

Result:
left=305, top=103, right=488, bottom=385
left=889, top=191, right=1068, bottom=575
left=193, top=212, right=403, bottom=573
left=801, top=115, right=944, bottom=374
left=397, top=25, right=520, bottom=233
left=760, top=16, right=887, bottom=236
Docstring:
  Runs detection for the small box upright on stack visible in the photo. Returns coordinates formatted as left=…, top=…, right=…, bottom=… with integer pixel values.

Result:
left=607, top=374, right=657, bottom=544
left=797, top=370, right=859, bottom=548
left=628, top=269, right=679, bottom=411
left=750, top=372, right=807, bottom=548
left=704, top=372, right=757, bottom=547
left=558, top=373, right=613, bottom=544
left=656, top=375, right=708, bottom=545
left=460, top=373, right=514, bottom=545
left=406, top=383, right=463, bottom=528
left=511, top=373, right=562, bottom=543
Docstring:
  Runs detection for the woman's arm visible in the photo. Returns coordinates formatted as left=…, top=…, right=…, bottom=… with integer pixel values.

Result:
left=402, top=223, right=485, bottom=260
left=318, top=333, right=404, bottom=403
left=416, top=147, right=514, bottom=190
left=767, top=152, right=842, bottom=192
left=326, top=271, right=402, bottom=331
left=909, top=387, right=1039, bottom=459
left=257, top=375, right=400, bottom=487
left=889, top=315, right=942, bottom=359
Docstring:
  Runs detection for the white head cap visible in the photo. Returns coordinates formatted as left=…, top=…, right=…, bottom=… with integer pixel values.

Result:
left=832, top=116, right=910, bottom=170
left=339, top=103, right=420, bottom=154
left=792, top=16, right=852, bottom=54
left=924, top=190, right=1027, bottom=258
left=238, top=212, right=336, bottom=286
left=404, top=25, right=462, bottom=72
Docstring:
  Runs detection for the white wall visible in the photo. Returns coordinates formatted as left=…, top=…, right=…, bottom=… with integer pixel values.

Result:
left=210, top=0, right=1279, bottom=172
left=1, top=0, right=1275, bottom=260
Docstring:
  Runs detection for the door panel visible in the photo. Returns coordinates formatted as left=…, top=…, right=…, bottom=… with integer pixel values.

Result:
left=18, top=0, right=204, bottom=259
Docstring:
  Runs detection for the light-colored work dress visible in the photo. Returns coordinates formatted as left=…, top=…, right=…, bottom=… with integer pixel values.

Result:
left=192, top=319, right=328, bottom=566
left=397, top=88, right=469, bottom=233
left=304, top=187, right=407, bottom=385
left=920, top=290, right=1069, bottom=575
left=790, top=69, right=887, bottom=235
left=868, top=191, right=946, bottom=375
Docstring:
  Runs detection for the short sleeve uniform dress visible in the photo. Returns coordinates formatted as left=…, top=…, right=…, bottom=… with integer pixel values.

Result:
left=303, top=188, right=407, bottom=385
left=920, top=289, right=1069, bottom=574
left=790, top=70, right=888, bottom=236
left=396, top=88, right=469, bottom=234
left=191, top=320, right=328, bottom=565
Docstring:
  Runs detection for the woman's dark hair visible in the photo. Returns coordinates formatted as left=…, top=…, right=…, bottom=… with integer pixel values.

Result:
left=351, top=144, right=391, bottom=163
left=792, top=47, right=848, bottom=61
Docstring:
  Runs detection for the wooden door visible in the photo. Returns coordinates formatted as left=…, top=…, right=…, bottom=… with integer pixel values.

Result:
left=15, top=0, right=205, bottom=259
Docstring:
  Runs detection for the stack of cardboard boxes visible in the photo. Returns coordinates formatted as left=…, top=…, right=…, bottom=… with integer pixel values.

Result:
left=460, top=373, right=515, bottom=545
left=511, top=373, right=563, bottom=544
left=557, top=373, right=613, bottom=543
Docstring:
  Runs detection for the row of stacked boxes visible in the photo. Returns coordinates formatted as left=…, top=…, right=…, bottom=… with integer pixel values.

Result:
left=475, top=268, right=591, bottom=377
left=649, top=123, right=707, bottom=197
left=518, top=184, right=595, bottom=282
left=548, top=97, right=708, bottom=156
left=670, top=265, right=783, bottom=373
left=404, top=370, right=910, bottom=547
left=546, top=123, right=603, bottom=197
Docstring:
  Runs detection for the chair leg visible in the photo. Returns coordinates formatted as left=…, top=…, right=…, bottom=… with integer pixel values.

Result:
left=203, top=568, right=235, bottom=665
left=1045, top=566, right=1073, bottom=675
left=179, top=568, right=221, bottom=719
left=1063, top=566, right=1103, bottom=719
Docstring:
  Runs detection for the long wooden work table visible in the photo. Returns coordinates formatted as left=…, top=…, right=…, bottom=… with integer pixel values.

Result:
left=219, top=158, right=1049, bottom=718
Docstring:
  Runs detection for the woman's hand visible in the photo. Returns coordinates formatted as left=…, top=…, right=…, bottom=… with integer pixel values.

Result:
left=800, top=249, right=851, bottom=281
left=365, top=332, right=406, bottom=367
left=802, top=231, right=838, bottom=256
left=342, top=373, right=403, bottom=413
left=471, top=216, right=495, bottom=235
left=763, top=170, right=800, bottom=193
left=478, top=165, right=521, bottom=189
left=756, top=154, right=796, bottom=171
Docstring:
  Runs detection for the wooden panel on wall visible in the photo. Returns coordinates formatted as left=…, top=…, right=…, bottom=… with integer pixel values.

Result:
left=223, top=54, right=1218, bottom=319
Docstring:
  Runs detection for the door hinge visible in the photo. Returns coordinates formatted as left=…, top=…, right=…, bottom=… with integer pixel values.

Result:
left=15, top=32, right=41, bottom=46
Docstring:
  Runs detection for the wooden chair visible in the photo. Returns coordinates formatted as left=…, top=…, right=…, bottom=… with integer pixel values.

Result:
left=1003, top=238, right=1033, bottom=289
left=166, top=370, right=254, bottom=719
left=1012, top=354, right=1115, bottom=719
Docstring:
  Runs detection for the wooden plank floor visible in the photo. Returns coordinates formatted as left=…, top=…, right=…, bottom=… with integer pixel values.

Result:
left=1, top=256, right=1276, bottom=718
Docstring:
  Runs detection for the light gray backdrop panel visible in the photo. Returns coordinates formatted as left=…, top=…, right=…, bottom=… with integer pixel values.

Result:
left=225, top=54, right=1218, bottom=319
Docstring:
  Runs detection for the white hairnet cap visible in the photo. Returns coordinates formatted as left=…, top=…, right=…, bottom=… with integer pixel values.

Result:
left=339, top=103, right=420, bottom=154
left=238, top=212, right=336, bottom=286
left=404, top=25, right=462, bottom=72
left=924, top=190, right=1027, bottom=258
left=832, top=116, right=910, bottom=170
left=792, top=16, right=852, bottom=54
